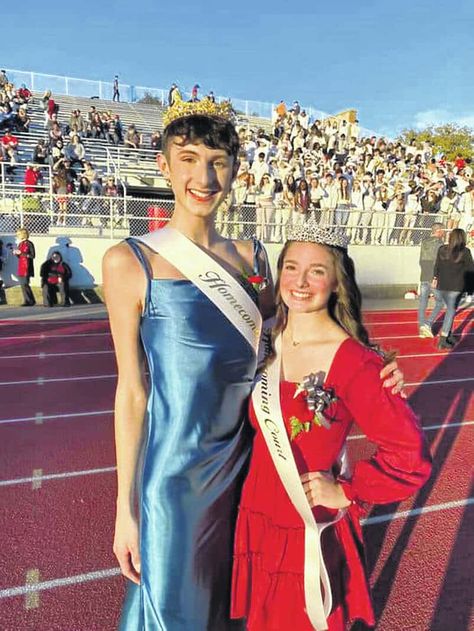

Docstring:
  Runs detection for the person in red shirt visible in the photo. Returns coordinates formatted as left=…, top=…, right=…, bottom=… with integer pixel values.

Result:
left=24, top=164, right=43, bottom=193
left=454, top=154, right=466, bottom=172
left=13, top=228, right=36, bottom=306
left=231, top=224, right=432, bottom=631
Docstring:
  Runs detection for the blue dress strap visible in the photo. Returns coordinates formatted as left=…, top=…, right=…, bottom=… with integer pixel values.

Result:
left=125, top=238, right=152, bottom=313
left=252, top=237, right=270, bottom=280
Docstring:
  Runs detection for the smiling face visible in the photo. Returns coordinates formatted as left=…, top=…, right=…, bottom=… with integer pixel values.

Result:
left=279, top=242, right=337, bottom=315
left=157, top=139, right=237, bottom=219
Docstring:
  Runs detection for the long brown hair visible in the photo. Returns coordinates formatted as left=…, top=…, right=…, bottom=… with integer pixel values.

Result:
left=442, top=228, right=466, bottom=263
left=266, top=241, right=390, bottom=364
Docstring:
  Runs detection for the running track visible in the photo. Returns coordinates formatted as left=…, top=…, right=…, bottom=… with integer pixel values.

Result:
left=0, top=308, right=472, bottom=631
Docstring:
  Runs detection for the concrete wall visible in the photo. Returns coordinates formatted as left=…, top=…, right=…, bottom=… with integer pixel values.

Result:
left=2, top=233, right=421, bottom=295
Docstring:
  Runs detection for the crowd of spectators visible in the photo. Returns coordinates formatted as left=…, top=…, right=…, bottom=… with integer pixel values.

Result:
left=1, top=70, right=473, bottom=243
left=217, top=99, right=474, bottom=244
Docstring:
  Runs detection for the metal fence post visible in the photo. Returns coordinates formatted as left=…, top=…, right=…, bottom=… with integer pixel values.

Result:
left=110, top=198, right=114, bottom=239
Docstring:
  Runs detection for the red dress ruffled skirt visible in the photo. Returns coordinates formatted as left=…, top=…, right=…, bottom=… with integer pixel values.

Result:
left=231, top=338, right=432, bottom=630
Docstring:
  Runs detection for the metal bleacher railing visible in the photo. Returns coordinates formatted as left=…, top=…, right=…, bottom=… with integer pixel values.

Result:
left=4, top=67, right=376, bottom=132
left=0, top=187, right=451, bottom=246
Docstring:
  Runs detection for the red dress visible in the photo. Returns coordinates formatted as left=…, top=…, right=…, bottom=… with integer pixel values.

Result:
left=231, top=338, right=432, bottom=630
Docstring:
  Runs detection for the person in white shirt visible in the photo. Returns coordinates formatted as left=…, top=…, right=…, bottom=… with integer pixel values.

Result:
left=458, top=185, right=474, bottom=232
left=251, top=152, right=269, bottom=186
left=320, top=173, right=338, bottom=226
left=400, top=183, right=422, bottom=245
left=255, top=174, right=275, bottom=241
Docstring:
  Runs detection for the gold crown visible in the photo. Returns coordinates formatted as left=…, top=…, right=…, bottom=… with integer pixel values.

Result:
left=163, top=94, right=235, bottom=128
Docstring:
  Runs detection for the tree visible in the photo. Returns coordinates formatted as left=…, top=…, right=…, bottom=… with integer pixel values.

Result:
left=138, top=92, right=164, bottom=107
left=396, top=123, right=474, bottom=161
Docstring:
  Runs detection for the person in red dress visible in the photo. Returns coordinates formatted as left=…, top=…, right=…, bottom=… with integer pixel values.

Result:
left=231, top=224, right=432, bottom=631
left=13, top=227, right=36, bottom=306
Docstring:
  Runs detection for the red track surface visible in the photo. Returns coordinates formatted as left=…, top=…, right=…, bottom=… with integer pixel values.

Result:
left=0, top=310, right=472, bottom=631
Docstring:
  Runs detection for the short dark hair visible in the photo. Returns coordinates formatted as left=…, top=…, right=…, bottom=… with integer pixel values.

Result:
left=162, top=115, right=240, bottom=161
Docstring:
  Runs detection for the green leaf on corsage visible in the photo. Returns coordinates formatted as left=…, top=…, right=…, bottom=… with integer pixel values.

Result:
left=290, top=416, right=305, bottom=441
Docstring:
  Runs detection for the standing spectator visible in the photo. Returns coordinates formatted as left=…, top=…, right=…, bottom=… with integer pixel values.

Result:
left=207, top=91, right=216, bottom=103
left=13, top=228, right=35, bottom=306
left=109, top=114, right=124, bottom=145
left=251, top=152, right=269, bottom=186
left=113, top=75, right=120, bottom=102
left=255, top=174, right=275, bottom=240
left=458, top=185, right=474, bottom=233
left=424, top=229, right=474, bottom=349
left=24, top=164, right=43, bottom=193
left=334, top=176, right=351, bottom=227
left=167, top=83, right=181, bottom=107
left=0, top=70, right=8, bottom=88
left=191, top=84, right=200, bottom=102
left=400, top=182, right=421, bottom=245
left=320, top=172, right=338, bottom=226
left=40, top=251, right=72, bottom=307
left=294, top=178, right=310, bottom=224
left=418, top=223, right=445, bottom=338
left=52, top=165, right=69, bottom=226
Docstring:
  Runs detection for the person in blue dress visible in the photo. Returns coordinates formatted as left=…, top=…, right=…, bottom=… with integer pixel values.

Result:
left=103, top=97, right=405, bottom=630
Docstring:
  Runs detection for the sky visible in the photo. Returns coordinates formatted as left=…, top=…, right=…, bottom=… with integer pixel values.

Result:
left=2, top=0, right=474, bottom=136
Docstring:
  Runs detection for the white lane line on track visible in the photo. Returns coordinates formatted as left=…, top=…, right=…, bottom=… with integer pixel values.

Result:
left=372, top=332, right=474, bottom=341
left=0, top=466, right=117, bottom=487
left=2, top=421, right=472, bottom=486
left=0, top=410, right=113, bottom=425
left=1, top=497, right=473, bottom=599
left=405, top=377, right=474, bottom=386
left=0, top=568, right=121, bottom=599
left=347, top=420, right=474, bottom=440
left=367, top=315, right=473, bottom=326
left=398, top=350, right=474, bottom=358
left=1, top=373, right=472, bottom=388
left=0, top=350, right=114, bottom=360
left=0, top=374, right=117, bottom=386
left=362, top=497, right=474, bottom=526
left=0, top=333, right=109, bottom=340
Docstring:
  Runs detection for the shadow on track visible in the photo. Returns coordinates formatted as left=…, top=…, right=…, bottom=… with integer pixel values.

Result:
left=360, top=309, right=473, bottom=626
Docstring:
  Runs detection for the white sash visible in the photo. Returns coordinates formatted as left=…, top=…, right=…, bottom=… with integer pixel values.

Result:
left=252, top=333, right=346, bottom=631
left=135, top=227, right=262, bottom=354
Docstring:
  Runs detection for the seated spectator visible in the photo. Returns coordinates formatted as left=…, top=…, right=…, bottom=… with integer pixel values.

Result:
left=104, top=113, right=121, bottom=145
left=124, top=124, right=142, bottom=150
left=84, top=161, right=98, bottom=182
left=48, top=139, right=65, bottom=169
left=69, top=109, right=85, bottom=136
left=17, top=84, right=32, bottom=103
left=64, top=134, right=86, bottom=167
left=89, top=112, right=104, bottom=139
left=104, top=176, right=118, bottom=197
left=1, top=130, right=18, bottom=164
left=24, top=164, right=43, bottom=193
left=15, top=106, right=30, bottom=133
left=40, top=251, right=72, bottom=307
left=77, top=175, right=91, bottom=195
left=0, top=104, right=16, bottom=132
left=150, top=131, right=162, bottom=151
left=33, top=139, right=48, bottom=165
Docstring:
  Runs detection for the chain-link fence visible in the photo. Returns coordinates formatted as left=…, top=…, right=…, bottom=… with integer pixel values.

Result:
left=0, top=191, right=470, bottom=245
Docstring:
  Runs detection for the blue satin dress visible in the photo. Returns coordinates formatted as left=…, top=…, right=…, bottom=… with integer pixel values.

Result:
left=119, top=239, right=258, bottom=630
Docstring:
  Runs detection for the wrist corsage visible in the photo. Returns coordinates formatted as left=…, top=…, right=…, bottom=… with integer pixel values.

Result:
left=290, top=372, right=338, bottom=440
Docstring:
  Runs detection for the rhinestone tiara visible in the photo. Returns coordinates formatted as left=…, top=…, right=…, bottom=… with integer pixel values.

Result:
left=163, top=94, right=235, bottom=129
left=286, top=222, right=350, bottom=248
